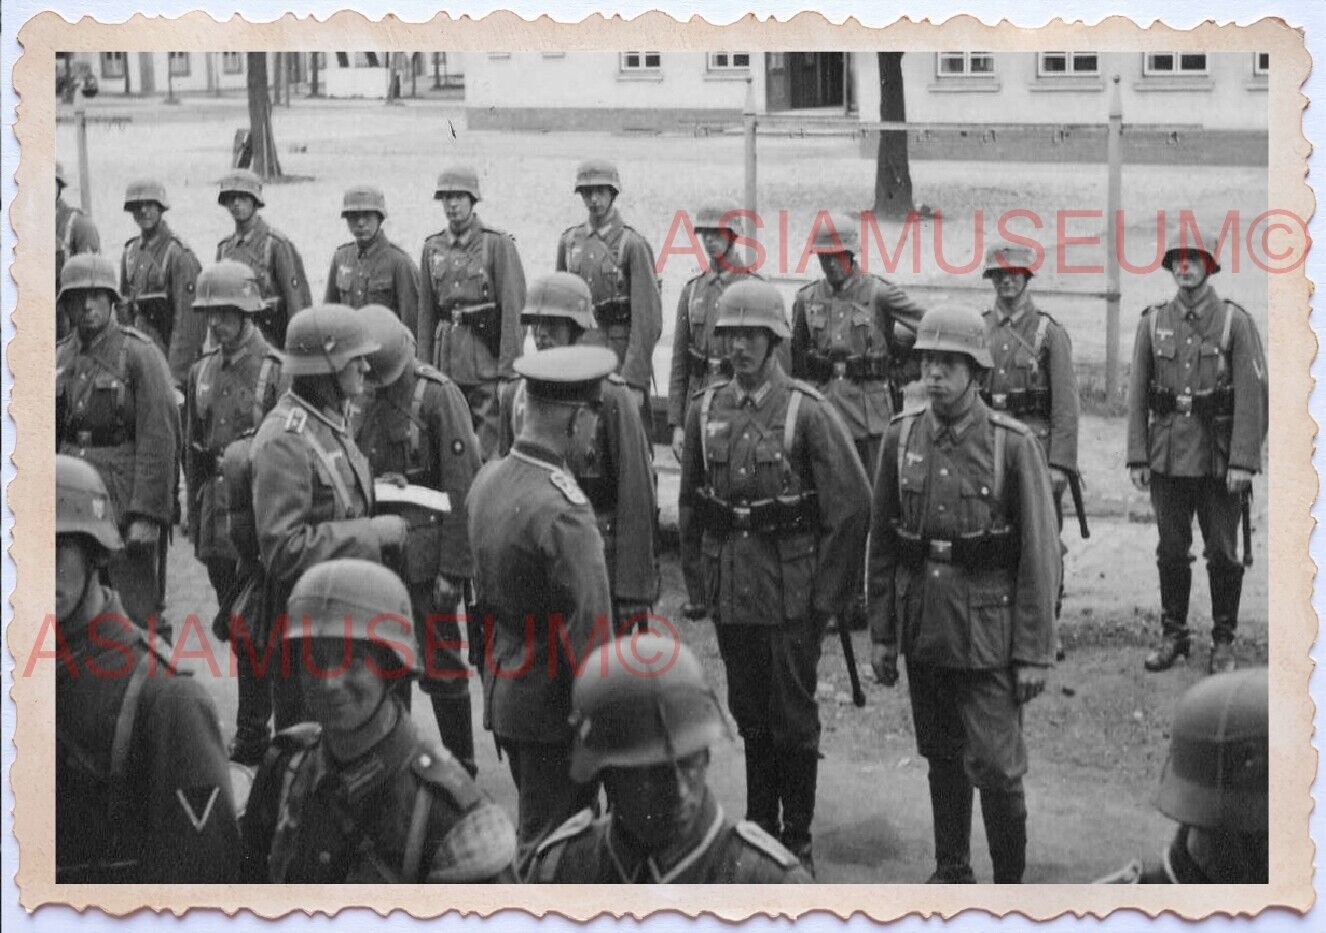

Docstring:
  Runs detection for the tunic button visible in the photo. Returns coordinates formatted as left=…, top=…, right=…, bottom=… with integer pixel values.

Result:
left=998, top=369, right=1005, bottom=375
left=318, top=850, right=331, bottom=865
left=418, top=754, right=431, bottom=767
left=939, top=468, right=949, bottom=477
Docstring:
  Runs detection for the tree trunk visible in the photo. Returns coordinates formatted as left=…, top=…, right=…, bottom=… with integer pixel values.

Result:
left=310, top=52, right=321, bottom=97
left=246, top=53, right=282, bottom=178
left=873, top=52, right=913, bottom=218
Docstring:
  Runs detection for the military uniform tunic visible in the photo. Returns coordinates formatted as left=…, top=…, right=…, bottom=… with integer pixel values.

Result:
left=119, top=220, right=204, bottom=386
left=56, top=199, right=100, bottom=339
left=57, top=589, right=241, bottom=882
left=241, top=715, right=515, bottom=882
left=556, top=210, right=662, bottom=392
left=498, top=374, right=658, bottom=609
left=216, top=214, right=312, bottom=348
left=527, top=798, right=811, bottom=883
left=324, top=229, right=421, bottom=327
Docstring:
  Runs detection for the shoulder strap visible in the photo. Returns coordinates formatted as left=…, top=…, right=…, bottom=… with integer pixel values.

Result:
left=401, top=783, right=432, bottom=883
left=783, top=388, right=803, bottom=456
left=303, top=426, right=355, bottom=513
left=699, top=383, right=719, bottom=469
left=106, top=650, right=153, bottom=832
left=1032, top=313, right=1051, bottom=357
left=993, top=418, right=1009, bottom=501
left=895, top=413, right=917, bottom=488
left=62, top=208, right=78, bottom=254
left=252, top=356, right=276, bottom=425
left=408, top=375, right=430, bottom=460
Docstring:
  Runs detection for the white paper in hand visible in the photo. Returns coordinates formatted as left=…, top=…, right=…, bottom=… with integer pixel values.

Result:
left=374, top=482, right=452, bottom=514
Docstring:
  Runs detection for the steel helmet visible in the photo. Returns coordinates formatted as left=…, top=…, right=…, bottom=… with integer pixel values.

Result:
left=520, top=272, right=597, bottom=330
left=713, top=280, right=791, bottom=339
left=809, top=212, right=860, bottom=256
left=282, top=304, right=381, bottom=376
left=1161, top=216, right=1222, bottom=275
left=123, top=178, right=170, bottom=212
left=341, top=184, right=388, bottom=219
left=982, top=243, right=1038, bottom=279
left=1157, top=668, right=1268, bottom=834
left=360, top=304, right=414, bottom=386
left=217, top=169, right=265, bottom=208
left=569, top=634, right=730, bottom=782
left=193, top=260, right=266, bottom=314
left=913, top=304, right=993, bottom=369
left=56, top=161, right=68, bottom=189
left=434, top=165, right=482, bottom=202
left=58, top=254, right=122, bottom=304
left=694, top=197, right=743, bottom=235
left=284, top=559, right=418, bottom=677
left=574, top=158, right=621, bottom=195
left=56, top=454, right=123, bottom=553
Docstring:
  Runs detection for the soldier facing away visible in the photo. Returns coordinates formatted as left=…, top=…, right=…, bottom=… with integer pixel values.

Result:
left=324, top=185, right=420, bottom=326
left=468, top=345, right=616, bottom=871
left=240, top=559, right=516, bottom=882
left=498, top=272, right=658, bottom=634
left=1127, top=235, right=1267, bottom=674
left=118, top=177, right=204, bottom=388
left=527, top=634, right=812, bottom=883
left=56, top=253, right=179, bottom=632
left=215, top=168, right=312, bottom=348
left=355, top=305, right=484, bottom=776
left=417, top=165, right=528, bottom=459
left=56, top=454, right=241, bottom=882
left=55, top=159, right=100, bottom=340
left=556, top=158, right=663, bottom=420
left=868, top=304, right=1060, bottom=884
left=680, top=279, right=872, bottom=875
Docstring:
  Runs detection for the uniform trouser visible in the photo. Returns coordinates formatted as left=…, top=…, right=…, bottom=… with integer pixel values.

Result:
left=407, top=580, right=476, bottom=775
left=1052, top=483, right=1066, bottom=621
left=907, top=662, right=1029, bottom=882
left=109, top=526, right=165, bottom=636
left=206, top=557, right=266, bottom=763
left=498, top=738, right=597, bottom=875
left=457, top=381, right=502, bottom=461
left=1149, top=473, right=1244, bottom=642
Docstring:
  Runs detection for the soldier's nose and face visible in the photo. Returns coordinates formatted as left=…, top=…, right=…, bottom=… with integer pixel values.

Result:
left=701, top=230, right=733, bottom=263
left=818, top=250, right=853, bottom=288
left=55, top=537, right=94, bottom=624
left=1171, top=255, right=1209, bottom=290
left=726, top=327, right=772, bottom=377
left=76, top=289, right=113, bottom=337
left=335, top=356, right=370, bottom=400
left=604, top=750, right=710, bottom=848
left=300, top=641, right=390, bottom=732
left=922, top=351, right=974, bottom=411
left=531, top=317, right=576, bottom=350
left=225, top=193, right=256, bottom=224
left=346, top=211, right=382, bottom=247
left=991, top=269, right=1028, bottom=302
left=579, top=186, right=615, bottom=224
left=131, top=201, right=162, bottom=232
left=208, top=309, right=246, bottom=349
left=440, top=192, right=474, bottom=228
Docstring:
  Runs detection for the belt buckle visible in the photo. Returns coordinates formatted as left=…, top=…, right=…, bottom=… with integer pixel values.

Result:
left=928, top=539, right=953, bottom=562
left=991, top=393, right=1008, bottom=411
left=706, top=357, right=723, bottom=374
left=1175, top=394, right=1193, bottom=416
left=732, top=506, right=752, bottom=530
left=832, top=361, right=848, bottom=379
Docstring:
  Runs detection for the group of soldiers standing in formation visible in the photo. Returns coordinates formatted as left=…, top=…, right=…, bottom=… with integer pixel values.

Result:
left=53, top=153, right=1268, bottom=885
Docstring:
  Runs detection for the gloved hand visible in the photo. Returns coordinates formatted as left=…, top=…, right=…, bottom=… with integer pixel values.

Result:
left=432, top=573, right=462, bottom=609
left=1015, top=664, right=1047, bottom=704
left=1129, top=466, right=1151, bottom=492
left=671, top=426, right=686, bottom=464
left=1226, top=467, right=1254, bottom=495
left=1051, top=467, right=1069, bottom=498
left=371, top=515, right=409, bottom=565
left=378, top=471, right=408, bottom=489
left=126, top=518, right=160, bottom=549
left=871, top=643, right=899, bottom=687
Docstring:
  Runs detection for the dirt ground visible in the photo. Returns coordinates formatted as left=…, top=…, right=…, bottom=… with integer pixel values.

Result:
left=67, top=96, right=1269, bottom=883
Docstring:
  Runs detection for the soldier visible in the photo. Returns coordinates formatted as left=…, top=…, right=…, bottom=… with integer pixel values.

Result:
left=184, top=260, right=284, bottom=765
left=980, top=243, right=1080, bottom=653
left=215, top=168, right=312, bottom=348
left=324, top=185, right=420, bottom=326
left=792, top=212, right=926, bottom=630
left=240, top=559, right=517, bottom=882
left=417, top=165, right=528, bottom=459
left=1128, top=236, right=1267, bottom=675
left=56, top=254, right=179, bottom=631
left=556, top=158, right=662, bottom=419
left=249, top=304, right=409, bottom=729
left=527, top=634, right=812, bottom=883
left=119, top=177, right=204, bottom=387
left=679, top=280, right=872, bottom=874
left=355, top=306, right=484, bottom=776
left=1098, top=668, right=1267, bottom=883
left=56, top=159, right=100, bottom=340
left=468, top=345, right=616, bottom=869
left=498, top=273, right=658, bottom=633
left=56, top=454, right=241, bottom=882
left=868, top=304, right=1059, bottom=884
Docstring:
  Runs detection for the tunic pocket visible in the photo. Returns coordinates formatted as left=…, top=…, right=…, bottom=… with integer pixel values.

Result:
left=367, top=274, right=395, bottom=305
left=967, top=578, right=1014, bottom=667
left=776, top=533, right=816, bottom=622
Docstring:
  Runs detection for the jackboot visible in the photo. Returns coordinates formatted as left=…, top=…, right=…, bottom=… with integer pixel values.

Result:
left=431, top=694, right=478, bottom=777
left=1146, top=560, right=1193, bottom=671
left=980, top=785, right=1028, bottom=883
left=778, top=749, right=819, bottom=877
left=925, top=759, right=976, bottom=883
left=743, top=737, right=781, bottom=839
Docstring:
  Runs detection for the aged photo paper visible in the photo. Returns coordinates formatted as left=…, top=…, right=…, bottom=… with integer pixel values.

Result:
left=7, top=9, right=1315, bottom=921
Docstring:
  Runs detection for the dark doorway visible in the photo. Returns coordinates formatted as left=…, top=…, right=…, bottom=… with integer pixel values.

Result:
left=765, top=52, right=852, bottom=112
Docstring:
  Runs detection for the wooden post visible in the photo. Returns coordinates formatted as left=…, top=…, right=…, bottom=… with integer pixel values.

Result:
left=76, top=105, right=92, bottom=214
left=743, top=75, right=757, bottom=221
left=1105, top=74, right=1123, bottom=402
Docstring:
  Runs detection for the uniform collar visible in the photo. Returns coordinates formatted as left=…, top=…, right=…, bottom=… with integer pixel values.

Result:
left=319, top=706, right=420, bottom=805
left=732, top=360, right=785, bottom=409
left=512, top=439, right=568, bottom=471
left=137, top=219, right=172, bottom=249
left=586, top=209, right=623, bottom=241
left=357, top=228, right=387, bottom=258
left=289, top=389, right=351, bottom=434
left=444, top=214, right=479, bottom=248
left=996, top=292, right=1036, bottom=325
left=606, top=793, right=724, bottom=883
left=1173, top=284, right=1217, bottom=320
left=232, top=213, right=269, bottom=246
left=926, top=388, right=983, bottom=444
left=71, top=318, right=120, bottom=354
left=827, top=267, right=863, bottom=296
left=222, top=322, right=265, bottom=366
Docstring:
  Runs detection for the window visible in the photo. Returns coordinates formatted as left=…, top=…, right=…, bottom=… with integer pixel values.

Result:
left=937, top=52, right=995, bottom=77
left=1254, top=52, right=1269, bottom=75
left=100, top=52, right=126, bottom=79
left=168, top=52, right=191, bottom=77
left=620, top=51, right=661, bottom=71
left=708, top=52, right=751, bottom=70
left=221, top=52, right=243, bottom=75
left=1143, top=52, right=1208, bottom=76
left=354, top=52, right=383, bottom=68
left=1038, top=52, right=1099, bottom=76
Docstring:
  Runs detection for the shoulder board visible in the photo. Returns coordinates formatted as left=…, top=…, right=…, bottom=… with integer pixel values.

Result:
left=733, top=820, right=801, bottom=869
left=1223, top=299, right=1252, bottom=319
left=198, top=345, right=222, bottom=360
left=1035, top=309, right=1063, bottom=327
left=989, top=411, right=1032, bottom=436
left=684, top=272, right=703, bottom=286
left=216, top=235, right=232, bottom=249
left=410, top=745, right=481, bottom=811
left=413, top=362, right=452, bottom=386
left=121, top=325, right=154, bottom=345
left=479, top=223, right=512, bottom=240
left=1094, top=859, right=1144, bottom=884
left=890, top=407, right=925, bottom=425
left=560, top=224, right=580, bottom=240
left=534, top=807, right=596, bottom=856
left=264, top=225, right=293, bottom=245
left=981, top=308, right=995, bottom=318
left=549, top=468, right=588, bottom=506
left=273, top=721, right=322, bottom=751
left=692, top=378, right=730, bottom=399
left=123, top=236, right=140, bottom=249
left=336, top=241, right=356, bottom=252
left=616, top=222, right=639, bottom=237
left=788, top=379, right=825, bottom=402
left=284, top=406, right=308, bottom=434
left=606, top=372, right=626, bottom=386
left=795, top=280, right=818, bottom=296
left=387, top=241, right=411, bottom=257
left=1140, top=303, right=1166, bottom=317
left=423, top=230, right=447, bottom=246
left=262, top=348, right=284, bottom=364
